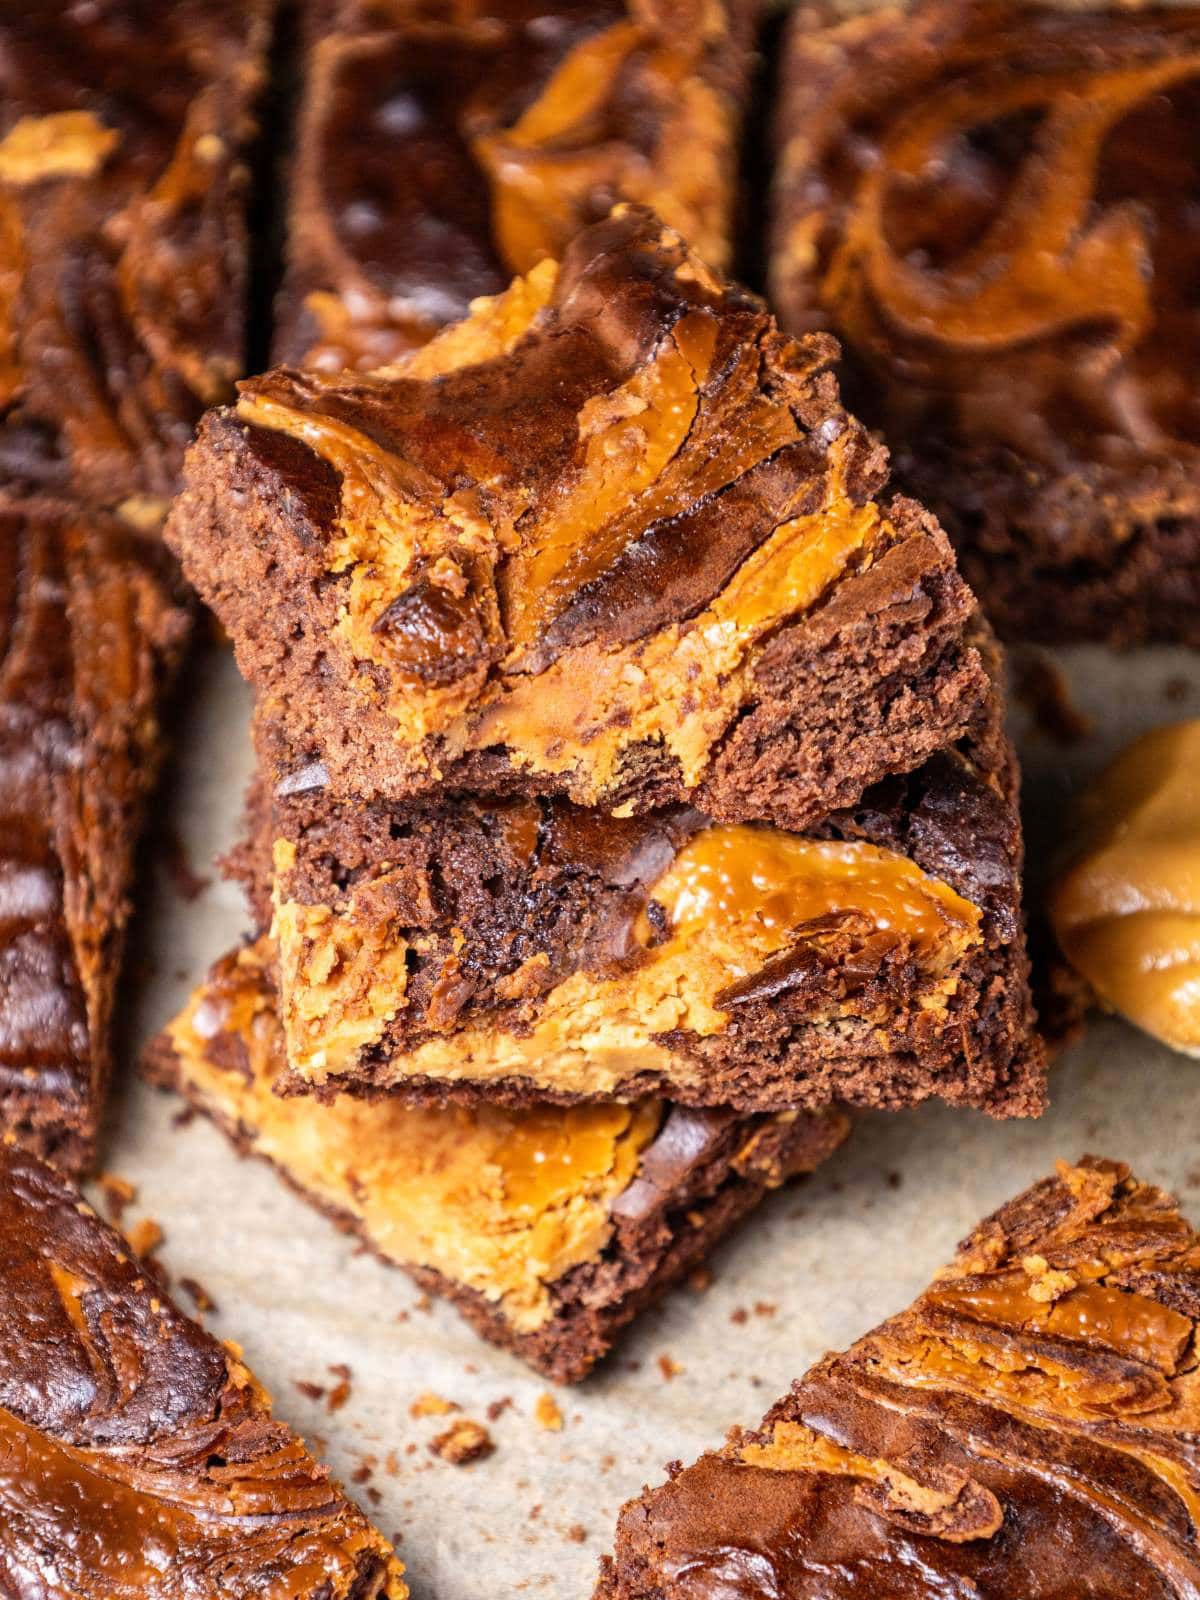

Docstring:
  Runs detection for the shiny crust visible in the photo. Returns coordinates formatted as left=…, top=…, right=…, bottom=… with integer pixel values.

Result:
left=0, top=1139, right=405, bottom=1597
left=141, top=958, right=849, bottom=1384
left=769, top=0, right=1200, bottom=646
left=599, top=1157, right=1200, bottom=1598
left=169, top=207, right=988, bottom=821
left=0, top=0, right=270, bottom=512
left=275, top=0, right=760, bottom=368
left=0, top=498, right=190, bottom=1172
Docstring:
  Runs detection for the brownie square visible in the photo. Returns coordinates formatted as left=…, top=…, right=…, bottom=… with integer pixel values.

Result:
left=0, top=1138, right=405, bottom=1596
left=0, top=496, right=190, bottom=1172
left=276, top=0, right=760, bottom=369
left=169, top=206, right=990, bottom=822
left=599, top=1155, right=1200, bottom=1598
left=770, top=1, right=1200, bottom=646
left=231, top=622, right=1044, bottom=1121
left=0, top=0, right=271, bottom=516
left=144, top=937, right=849, bottom=1383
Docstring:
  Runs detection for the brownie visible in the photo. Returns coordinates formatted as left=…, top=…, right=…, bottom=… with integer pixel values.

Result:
left=0, top=1137, right=405, bottom=1596
left=168, top=206, right=990, bottom=822
left=233, top=637, right=1044, bottom=1119
left=599, top=1156, right=1200, bottom=1598
left=0, top=0, right=271, bottom=517
left=0, top=496, right=190, bottom=1172
left=143, top=938, right=850, bottom=1384
left=770, top=1, right=1200, bottom=646
left=276, top=0, right=759, bottom=369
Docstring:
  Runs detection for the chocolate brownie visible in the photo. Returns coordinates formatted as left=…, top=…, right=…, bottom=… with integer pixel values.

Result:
left=0, top=0, right=271, bottom=517
left=144, top=938, right=849, bottom=1383
left=275, top=0, right=759, bottom=369
left=599, top=1156, right=1200, bottom=1598
left=0, top=497, right=190, bottom=1172
left=0, top=1137, right=405, bottom=1597
left=770, top=1, right=1200, bottom=646
left=233, top=647, right=1044, bottom=1119
left=169, top=206, right=990, bottom=822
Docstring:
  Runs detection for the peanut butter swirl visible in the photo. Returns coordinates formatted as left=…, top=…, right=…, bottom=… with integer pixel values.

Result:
left=773, top=3, right=1200, bottom=475
left=601, top=1158, right=1200, bottom=1598
left=0, top=1139, right=405, bottom=1598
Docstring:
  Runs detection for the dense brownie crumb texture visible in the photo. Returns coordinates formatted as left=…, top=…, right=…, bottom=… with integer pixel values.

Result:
left=0, top=1137, right=406, bottom=1597
left=277, top=0, right=760, bottom=368
left=168, top=204, right=991, bottom=823
left=770, top=1, right=1200, bottom=646
left=250, top=696, right=1044, bottom=1117
left=144, top=939, right=849, bottom=1383
left=599, top=1157, right=1200, bottom=1598
left=0, top=1, right=270, bottom=1166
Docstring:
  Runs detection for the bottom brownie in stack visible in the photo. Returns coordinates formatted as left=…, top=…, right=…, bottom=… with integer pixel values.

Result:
left=598, top=1156, right=1200, bottom=1597
left=239, top=677, right=1044, bottom=1119
left=145, top=941, right=848, bottom=1382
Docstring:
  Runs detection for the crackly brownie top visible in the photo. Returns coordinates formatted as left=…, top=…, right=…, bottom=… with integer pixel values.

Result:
left=0, top=0, right=266, bottom=512
left=607, top=1157, right=1200, bottom=1597
left=773, top=1, right=1200, bottom=487
left=281, top=0, right=751, bottom=367
left=225, top=206, right=923, bottom=799
left=0, top=1137, right=405, bottom=1598
left=1051, top=719, right=1200, bottom=1057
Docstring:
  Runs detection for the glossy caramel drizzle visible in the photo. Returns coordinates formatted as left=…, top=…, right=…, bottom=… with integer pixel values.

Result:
left=638, top=828, right=980, bottom=956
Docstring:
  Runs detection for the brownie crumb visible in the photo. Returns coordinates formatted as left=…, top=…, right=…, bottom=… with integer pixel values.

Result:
left=533, top=1392, right=563, bottom=1431
left=754, top=1301, right=777, bottom=1319
left=1014, top=650, right=1093, bottom=745
left=171, top=1106, right=196, bottom=1129
left=160, top=825, right=211, bottom=901
left=566, top=1524, right=587, bottom=1544
left=429, top=1418, right=494, bottom=1465
left=486, top=1396, right=513, bottom=1422
left=327, top=1364, right=353, bottom=1412
left=294, top=1380, right=326, bottom=1402
left=730, top=1307, right=749, bottom=1325
left=97, top=1173, right=137, bottom=1222
left=657, top=1354, right=684, bottom=1381
left=366, top=1487, right=382, bottom=1507
left=410, top=1391, right=459, bottom=1419
left=688, top=1266, right=714, bottom=1293
left=127, top=1217, right=163, bottom=1258
left=179, top=1275, right=216, bottom=1313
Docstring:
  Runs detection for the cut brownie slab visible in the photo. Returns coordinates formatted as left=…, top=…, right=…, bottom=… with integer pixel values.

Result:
left=770, top=2, right=1200, bottom=646
left=169, top=206, right=990, bottom=822
left=0, top=497, right=190, bottom=1172
left=0, top=1137, right=405, bottom=1597
left=599, top=1156, right=1200, bottom=1598
left=0, top=0, right=271, bottom=516
left=143, top=938, right=849, bottom=1383
left=278, top=0, right=760, bottom=368
left=236, top=669, right=1044, bottom=1117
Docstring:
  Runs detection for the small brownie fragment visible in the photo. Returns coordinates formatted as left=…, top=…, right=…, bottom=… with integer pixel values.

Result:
left=0, top=0, right=271, bottom=517
left=142, top=939, right=850, bottom=1383
left=0, top=497, right=190, bottom=1172
left=169, top=206, right=989, bottom=822
left=770, top=1, right=1200, bottom=646
left=599, top=1156, right=1200, bottom=1598
left=0, top=1138, right=406, bottom=1597
left=238, top=643, right=1044, bottom=1119
left=276, top=0, right=760, bottom=368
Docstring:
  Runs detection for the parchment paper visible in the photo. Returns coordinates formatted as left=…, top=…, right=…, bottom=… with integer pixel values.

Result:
left=105, top=640, right=1200, bottom=1599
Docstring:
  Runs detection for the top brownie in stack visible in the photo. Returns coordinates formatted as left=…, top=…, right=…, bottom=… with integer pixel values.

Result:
left=276, top=0, right=760, bottom=368
left=169, top=206, right=990, bottom=823
left=770, top=1, right=1200, bottom=646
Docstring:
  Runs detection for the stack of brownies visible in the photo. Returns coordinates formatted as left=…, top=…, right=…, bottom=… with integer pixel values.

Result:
left=155, top=179, right=1046, bottom=1378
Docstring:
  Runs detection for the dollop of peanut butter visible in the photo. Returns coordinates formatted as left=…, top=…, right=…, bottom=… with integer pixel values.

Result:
left=1050, top=720, right=1200, bottom=1055
left=0, top=111, right=118, bottom=185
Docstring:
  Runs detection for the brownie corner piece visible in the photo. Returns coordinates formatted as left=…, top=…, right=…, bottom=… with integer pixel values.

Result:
left=169, top=203, right=989, bottom=826
left=143, top=937, right=849, bottom=1383
left=0, top=496, right=190, bottom=1172
left=0, top=1136, right=406, bottom=1597
left=599, top=1155, right=1200, bottom=1597
left=769, top=0, right=1200, bottom=646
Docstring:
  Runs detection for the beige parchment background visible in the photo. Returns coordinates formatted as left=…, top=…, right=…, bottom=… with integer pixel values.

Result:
left=100, top=639, right=1199, bottom=1599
